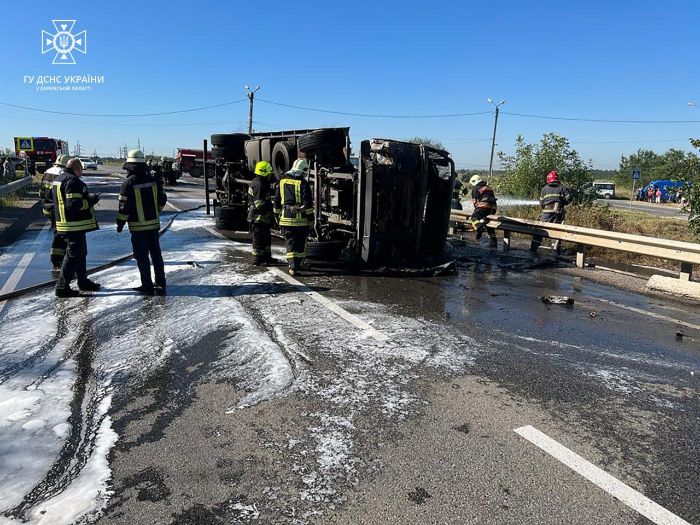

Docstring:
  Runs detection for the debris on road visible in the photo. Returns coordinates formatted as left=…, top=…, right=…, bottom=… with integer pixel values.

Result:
left=541, top=295, right=575, bottom=306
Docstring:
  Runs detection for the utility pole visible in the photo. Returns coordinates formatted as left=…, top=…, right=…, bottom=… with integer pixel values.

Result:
left=487, top=98, right=506, bottom=178
left=245, top=84, right=260, bottom=134
left=137, top=138, right=141, bottom=152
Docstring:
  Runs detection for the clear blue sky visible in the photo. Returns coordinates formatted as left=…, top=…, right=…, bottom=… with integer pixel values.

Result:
left=1, top=0, right=699, bottom=169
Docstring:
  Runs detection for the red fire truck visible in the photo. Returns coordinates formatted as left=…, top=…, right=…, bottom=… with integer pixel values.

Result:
left=14, top=136, right=69, bottom=174
left=174, top=148, right=215, bottom=178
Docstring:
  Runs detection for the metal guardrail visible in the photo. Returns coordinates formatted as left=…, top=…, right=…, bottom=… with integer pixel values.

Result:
left=0, top=175, right=33, bottom=197
left=450, top=210, right=699, bottom=280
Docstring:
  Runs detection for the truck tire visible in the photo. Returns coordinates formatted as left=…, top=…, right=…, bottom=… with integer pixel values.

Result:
left=214, top=205, right=247, bottom=231
left=271, top=142, right=296, bottom=178
left=305, top=240, right=346, bottom=261
left=190, top=165, right=202, bottom=178
left=210, top=133, right=250, bottom=148
left=298, top=129, right=345, bottom=153
left=206, top=164, right=215, bottom=178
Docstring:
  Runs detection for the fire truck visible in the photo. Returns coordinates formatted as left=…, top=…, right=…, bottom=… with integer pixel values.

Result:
left=14, top=136, right=69, bottom=174
left=174, top=148, right=215, bottom=179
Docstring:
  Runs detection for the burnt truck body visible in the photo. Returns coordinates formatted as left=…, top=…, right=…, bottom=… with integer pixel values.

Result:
left=211, top=128, right=455, bottom=267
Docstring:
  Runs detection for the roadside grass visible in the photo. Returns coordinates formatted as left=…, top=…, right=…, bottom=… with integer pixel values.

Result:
left=500, top=203, right=695, bottom=270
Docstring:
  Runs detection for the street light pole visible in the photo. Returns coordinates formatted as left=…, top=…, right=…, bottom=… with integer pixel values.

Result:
left=245, top=84, right=261, bottom=135
left=487, top=98, right=506, bottom=178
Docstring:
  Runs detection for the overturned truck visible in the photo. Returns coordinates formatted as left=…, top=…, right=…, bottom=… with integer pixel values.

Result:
left=210, top=128, right=455, bottom=267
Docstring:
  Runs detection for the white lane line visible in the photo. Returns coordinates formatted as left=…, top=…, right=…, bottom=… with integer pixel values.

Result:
left=588, top=296, right=700, bottom=331
left=268, top=267, right=389, bottom=342
left=514, top=425, right=691, bottom=525
left=201, top=224, right=389, bottom=342
left=0, top=222, right=52, bottom=315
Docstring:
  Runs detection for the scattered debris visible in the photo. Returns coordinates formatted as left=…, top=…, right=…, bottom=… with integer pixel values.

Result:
left=541, top=295, right=574, bottom=306
left=188, top=261, right=204, bottom=268
left=407, top=487, right=432, bottom=505
left=590, top=311, right=597, bottom=318
left=676, top=330, right=684, bottom=340
left=453, top=423, right=471, bottom=434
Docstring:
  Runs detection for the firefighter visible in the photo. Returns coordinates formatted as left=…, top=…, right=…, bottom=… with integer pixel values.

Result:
left=469, top=175, right=498, bottom=247
left=530, top=170, right=572, bottom=255
left=116, top=150, right=168, bottom=295
left=248, top=160, right=275, bottom=265
left=52, top=158, right=101, bottom=297
left=41, top=153, right=71, bottom=269
left=273, top=158, right=314, bottom=276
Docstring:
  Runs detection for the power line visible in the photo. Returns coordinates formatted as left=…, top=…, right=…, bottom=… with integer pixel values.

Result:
left=501, top=111, right=700, bottom=124
left=0, top=99, right=247, bottom=117
left=257, top=98, right=491, bottom=119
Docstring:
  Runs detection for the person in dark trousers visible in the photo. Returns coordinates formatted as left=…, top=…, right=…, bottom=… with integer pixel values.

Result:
left=273, top=158, right=314, bottom=276
left=52, top=158, right=101, bottom=297
left=530, top=170, right=572, bottom=255
left=41, top=153, right=71, bottom=269
left=468, top=174, right=498, bottom=247
left=248, top=160, right=275, bottom=265
left=116, top=150, right=167, bottom=295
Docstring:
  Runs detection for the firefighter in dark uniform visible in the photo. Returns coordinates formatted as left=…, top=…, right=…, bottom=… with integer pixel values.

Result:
left=52, top=158, right=101, bottom=297
left=41, top=153, right=71, bottom=269
left=116, top=150, right=168, bottom=295
left=530, top=170, right=572, bottom=255
left=248, top=160, right=275, bottom=265
left=273, top=158, right=314, bottom=276
left=469, top=175, right=498, bottom=247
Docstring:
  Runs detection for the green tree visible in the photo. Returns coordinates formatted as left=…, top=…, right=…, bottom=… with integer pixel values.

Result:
left=677, top=139, right=700, bottom=238
left=615, top=148, right=700, bottom=189
left=495, top=133, right=594, bottom=203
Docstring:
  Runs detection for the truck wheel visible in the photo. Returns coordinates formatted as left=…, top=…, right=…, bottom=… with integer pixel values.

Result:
left=206, top=165, right=215, bottom=178
left=305, top=240, right=346, bottom=261
left=211, top=133, right=250, bottom=160
left=271, top=142, right=296, bottom=178
left=214, top=205, right=247, bottom=231
left=190, top=165, right=202, bottom=178
left=298, top=129, right=345, bottom=153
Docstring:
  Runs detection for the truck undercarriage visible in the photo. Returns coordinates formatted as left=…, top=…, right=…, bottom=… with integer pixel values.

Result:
left=211, top=128, right=455, bottom=267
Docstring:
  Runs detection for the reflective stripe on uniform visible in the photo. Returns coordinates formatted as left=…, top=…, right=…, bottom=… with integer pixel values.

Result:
left=286, top=251, right=306, bottom=259
left=116, top=213, right=129, bottom=221
left=51, top=248, right=66, bottom=256
left=129, top=182, right=160, bottom=231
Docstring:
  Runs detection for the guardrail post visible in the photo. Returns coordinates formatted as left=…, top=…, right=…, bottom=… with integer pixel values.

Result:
left=502, top=230, right=511, bottom=252
left=680, top=262, right=693, bottom=281
left=576, top=244, right=587, bottom=268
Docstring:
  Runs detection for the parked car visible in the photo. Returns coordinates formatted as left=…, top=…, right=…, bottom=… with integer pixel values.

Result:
left=77, top=157, right=98, bottom=170
left=641, top=179, right=683, bottom=202
left=593, top=181, right=615, bottom=199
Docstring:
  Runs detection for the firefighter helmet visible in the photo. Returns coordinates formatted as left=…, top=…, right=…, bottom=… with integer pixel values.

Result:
left=254, top=160, right=273, bottom=177
left=469, top=175, right=484, bottom=186
left=291, top=158, right=309, bottom=174
left=126, top=150, right=146, bottom=164
left=55, top=154, right=71, bottom=167
left=547, top=170, right=559, bottom=184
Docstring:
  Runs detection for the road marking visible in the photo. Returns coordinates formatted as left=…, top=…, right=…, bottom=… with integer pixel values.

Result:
left=514, top=425, right=691, bottom=525
left=0, top=222, right=52, bottom=315
left=201, top=224, right=389, bottom=342
left=268, top=267, right=389, bottom=342
left=588, top=296, right=700, bottom=331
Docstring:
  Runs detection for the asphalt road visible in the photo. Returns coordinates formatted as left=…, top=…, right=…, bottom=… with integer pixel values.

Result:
left=0, top=186, right=698, bottom=525
left=0, top=168, right=208, bottom=296
left=598, top=199, right=689, bottom=219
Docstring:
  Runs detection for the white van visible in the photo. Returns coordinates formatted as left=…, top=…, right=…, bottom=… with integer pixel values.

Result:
left=593, top=181, right=615, bottom=199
